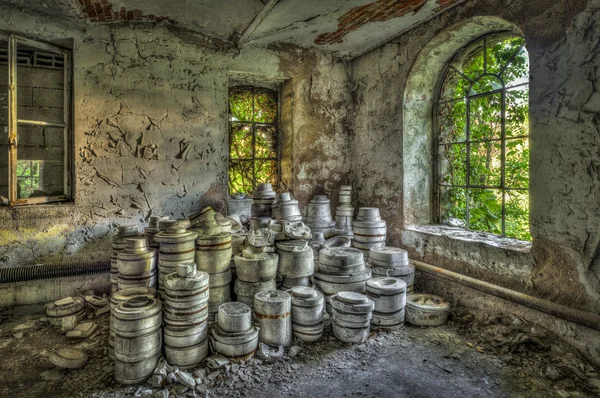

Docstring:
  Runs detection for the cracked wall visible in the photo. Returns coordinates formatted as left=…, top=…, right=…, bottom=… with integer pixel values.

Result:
left=350, top=0, right=600, bottom=315
left=0, top=6, right=351, bottom=268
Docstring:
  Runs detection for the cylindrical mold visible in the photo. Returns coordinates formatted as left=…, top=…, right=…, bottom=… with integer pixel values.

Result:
left=235, top=279, right=276, bottom=308
left=155, top=226, right=197, bottom=297
left=234, top=252, right=279, bottom=282
left=144, top=215, right=169, bottom=249
left=281, top=276, right=311, bottom=290
left=165, top=339, right=209, bottom=369
left=305, top=195, right=336, bottom=234
left=195, top=233, right=232, bottom=274
left=276, top=241, right=314, bottom=278
left=228, top=194, right=253, bottom=218
left=331, top=292, right=374, bottom=344
left=218, top=302, right=252, bottom=333
left=366, top=278, right=407, bottom=313
left=405, top=294, right=450, bottom=327
left=289, top=286, right=324, bottom=342
left=112, top=296, right=162, bottom=384
left=254, top=290, right=292, bottom=347
left=208, top=269, right=232, bottom=315
left=210, top=325, right=259, bottom=359
left=111, top=225, right=140, bottom=292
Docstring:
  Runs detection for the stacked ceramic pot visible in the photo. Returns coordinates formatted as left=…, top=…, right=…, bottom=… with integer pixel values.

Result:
left=163, top=264, right=210, bottom=368
left=289, top=286, right=324, bottom=342
left=368, top=247, right=415, bottom=293
left=117, top=237, right=157, bottom=291
left=108, top=287, right=157, bottom=361
left=228, top=193, right=253, bottom=219
left=366, top=277, right=406, bottom=330
left=276, top=240, right=314, bottom=289
left=210, top=302, right=259, bottom=360
left=352, top=208, right=386, bottom=258
left=46, top=297, right=86, bottom=327
left=195, top=229, right=233, bottom=322
left=334, top=185, right=354, bottom=236
left=305, top=195, right=336, bottom=237
left=112, top=296, right=162, bottom=384
left=110, top=225, right=140, bottom=293
left=331, top=292, right=374, bottom=344
left=271, top=192, right=302, bottom=222
left=189, top=207, right=222, bottom=236
left=144, top=215, right=168, bottom=250
left=234, top=247, right=278, bottom=308
left=251, top=183, right=276, bottom=230
left=154, top=220, right=198, bottom=299
left=254, top=290, right=292, bottom=347
left=313, top=247, right=372, bottom=313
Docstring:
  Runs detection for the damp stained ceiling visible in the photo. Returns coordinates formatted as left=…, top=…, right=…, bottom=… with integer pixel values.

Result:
left=0, top=0, right=465, bottom=58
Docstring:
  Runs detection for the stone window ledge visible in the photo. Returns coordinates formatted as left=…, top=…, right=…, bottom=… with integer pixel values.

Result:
left=405, top=224, right=532, bottom=253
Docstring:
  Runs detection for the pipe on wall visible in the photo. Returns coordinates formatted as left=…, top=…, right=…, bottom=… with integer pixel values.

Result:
left=0, top=260, right=110, bottom=284
left=413, top=260, right=600, bottom=332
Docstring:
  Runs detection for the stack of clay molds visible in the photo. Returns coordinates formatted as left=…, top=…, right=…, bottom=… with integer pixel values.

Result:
left=229, top=231, right=247, bottom=298
left=250, top=183, right=276, bottom=230
left=366, top=277, right=407, bottom=329
left=117, top=237, right=157, bottom=291
left=46, top=297, right=86, bottom=328
left=189, top=207, right=222, bottom=236
left=163, top=264, right=210, bottom=368
left=271, top=192, right=302, bottom=222
left=331, top=292, right=374, bottom=344
left=111, top=225, right=140, bottom=292
left=108, top=287, right=157, bottom=361
left=154, top=220, right=197, bottom=299
left=289, top=286, right=324, bottom=342
left=234, top=244, right=279, bottom=307
left=254, top=290, right=292, bottom=347
left=368, top=247, right=414, bottom=293
left=276, top=240, right=314, bottom=289
left=313, top=247, right=372, bottom=313
left=144, top=215, right=168, bottom=250
left=305, top=195, right=336, bottom=237
left=210, top=302, right=259, bottom=360
left=228, top=193, right=253, bottom=219
left=334, top=185, right=354, bottom=236
left=194, top=214, right=233, bottom=322
left=352, top=208, right=386, bottom=258
left=112, top=296, right=162, bottom=384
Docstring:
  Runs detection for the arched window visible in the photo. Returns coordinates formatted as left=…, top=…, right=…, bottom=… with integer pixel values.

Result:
left=435, top=33, right=530, bottom=240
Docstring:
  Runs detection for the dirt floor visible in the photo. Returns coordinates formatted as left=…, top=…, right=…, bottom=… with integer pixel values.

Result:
left=0, top=304, right=598, bottom=398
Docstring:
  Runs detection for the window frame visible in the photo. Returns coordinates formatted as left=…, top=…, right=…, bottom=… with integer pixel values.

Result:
left=433, top=32, right=530, bottom=239
left=227, top=85, right=280, bottom=195
left=1, top=32, right=73, bottom=206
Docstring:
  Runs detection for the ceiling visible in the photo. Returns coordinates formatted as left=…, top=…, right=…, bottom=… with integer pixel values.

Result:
left=0, top=0, right=464, bottom=58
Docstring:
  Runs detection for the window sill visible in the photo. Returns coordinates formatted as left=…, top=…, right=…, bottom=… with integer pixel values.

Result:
left=0, top=201, right=76, bottom=220
left=404, top=224, right=532, bottom=253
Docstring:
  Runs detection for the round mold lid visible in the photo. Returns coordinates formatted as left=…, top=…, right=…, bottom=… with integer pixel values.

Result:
left=255, top=289, right=291, bottom=303
left=335, top=291, right=369, bottom=305
left=49, top=348, right=88, bottom=369
left=219, top=301, right=251, bottom=317
left=367, top=277, right=407, bottom=294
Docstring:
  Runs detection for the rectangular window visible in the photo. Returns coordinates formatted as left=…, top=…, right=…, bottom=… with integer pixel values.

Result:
left=228, top=86, right=279, bottom=195
left=0, top=33, right=72, bottom=205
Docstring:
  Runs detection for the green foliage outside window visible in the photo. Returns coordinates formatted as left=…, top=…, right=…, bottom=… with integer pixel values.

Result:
left=17, top=160, right=42, bottom=198
left=229, top=87, right=278, bottom=195
left=437, top=34, right=531, bottom=241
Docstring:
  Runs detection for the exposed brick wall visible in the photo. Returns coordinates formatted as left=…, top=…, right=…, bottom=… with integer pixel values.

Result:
left=315, top=0, right=458, bottom=45
left=77, top=0, right=176, bottom=24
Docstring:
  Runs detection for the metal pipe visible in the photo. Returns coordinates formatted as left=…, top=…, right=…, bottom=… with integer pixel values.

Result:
left=0, top=260, right=110, bottom=284
left=413, top=260, right=600, bottom=332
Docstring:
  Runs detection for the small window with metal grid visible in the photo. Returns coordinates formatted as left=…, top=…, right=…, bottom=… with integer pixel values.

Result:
left=228, top=86, right=279, bottom=195
left=435, top=33, right=530, bottom=240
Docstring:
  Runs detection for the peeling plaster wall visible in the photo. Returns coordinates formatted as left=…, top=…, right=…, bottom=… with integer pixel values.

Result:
left=0, top=7, right=351, bottom=268
left=350, top=0, right=600, bottom=315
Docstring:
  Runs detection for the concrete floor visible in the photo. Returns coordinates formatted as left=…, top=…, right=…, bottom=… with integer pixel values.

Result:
left=0, top=305, right=596, bottom=398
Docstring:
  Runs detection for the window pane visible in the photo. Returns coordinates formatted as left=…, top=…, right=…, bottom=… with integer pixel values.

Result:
left=255, top=125, right=277, bottom=158
left=439, top=68, right=468, bottom=102
left=253, top=89, right=277, bottom=123
left=440, top=186, right=466, bottom=226
left=0, top=38, right=7, bottom=201
left=17, top=125, right=65, bottom=197
left=469, top=75, right=503, bottom=96
left=229, top=123, right=253, bottom=159
left=469, top=93, right=501, bottom=141
left=469, top=140, right=501, bottom=187
left=254, top=160, right=277, bottom=186
left=505, top=190, right=530, bottom=240
left=503, top=47, right=529, bottom=87
left=505, top=138, right=529, bottom=189
left=438, top=143, right=466, bottom=186
left=506, top=86, right=529, bottom=137
left=229, top=88, right=253, bottom=122
left=438, top=100, right=467, bottom=143
left=468, top=188, right=502, bottom=235
left=486, top=36, right=525, bottom=76
left=229, top=160, right=254, bottom=195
